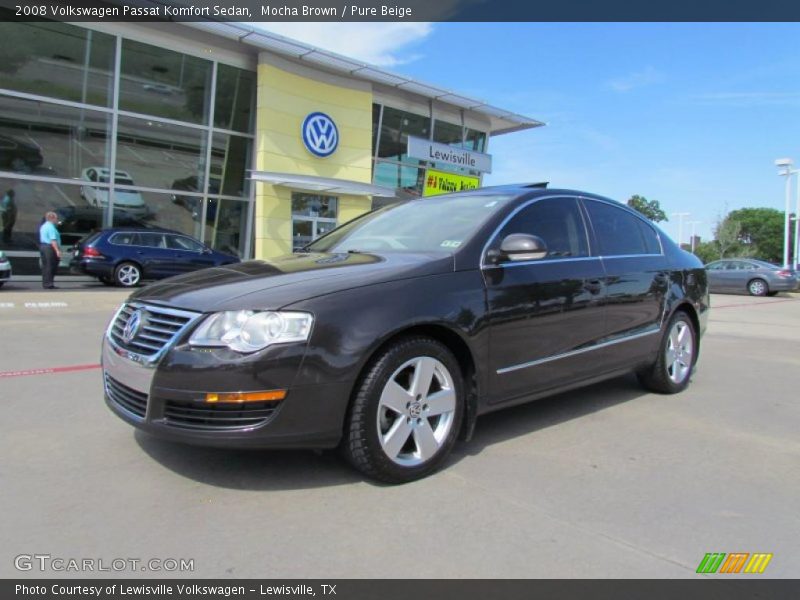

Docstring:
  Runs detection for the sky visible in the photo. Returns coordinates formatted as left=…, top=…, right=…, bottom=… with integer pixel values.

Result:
left=254, top=22, right=800, bottom=243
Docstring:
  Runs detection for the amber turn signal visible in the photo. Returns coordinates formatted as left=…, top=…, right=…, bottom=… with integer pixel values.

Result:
left=205, top=390, right=287, bottom=403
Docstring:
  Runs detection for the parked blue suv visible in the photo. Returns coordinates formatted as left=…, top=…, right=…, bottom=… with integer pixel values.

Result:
left=70, top=228, right=240, bottom=287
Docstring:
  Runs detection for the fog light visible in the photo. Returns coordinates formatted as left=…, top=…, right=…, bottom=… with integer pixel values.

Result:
left=205, top=390, right=286, bottom=403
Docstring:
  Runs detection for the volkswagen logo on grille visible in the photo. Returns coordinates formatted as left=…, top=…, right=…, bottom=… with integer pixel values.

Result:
left=122, top=309, right=144, bottom=344
left=301, top=112, right=339, bottom=158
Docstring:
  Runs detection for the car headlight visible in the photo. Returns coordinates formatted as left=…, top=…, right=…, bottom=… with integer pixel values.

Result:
left=189, top=310, right=313, bottom=353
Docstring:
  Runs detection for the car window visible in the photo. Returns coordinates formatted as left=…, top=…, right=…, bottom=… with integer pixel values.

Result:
left=137, top=232, right=167, bottom=248
left=638, top=220, right=662, bottom=254
left=706, top=262, right=723, bottom=270
left=584, top=200, right=651, bottom=256
left=109, top=232, right=136, bottom=246
left=167, top=235, right=204, bottom=252
left=491, top=197, right=589, bottom=260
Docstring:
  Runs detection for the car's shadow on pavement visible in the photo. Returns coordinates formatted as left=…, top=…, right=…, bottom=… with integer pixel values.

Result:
left=134, top=373, right=650, bottom=490
left=134, top=432, right=363, bottom=490
left=450, top=372, right=649, bottom=460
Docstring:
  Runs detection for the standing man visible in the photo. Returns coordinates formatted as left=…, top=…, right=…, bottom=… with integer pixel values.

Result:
left=0, top=189, right=16, bottom=244
left=39, top=211, right=61, bottom=289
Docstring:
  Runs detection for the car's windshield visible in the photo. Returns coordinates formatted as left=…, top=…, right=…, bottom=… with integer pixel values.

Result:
left=306, top=193, right=516, bottom=254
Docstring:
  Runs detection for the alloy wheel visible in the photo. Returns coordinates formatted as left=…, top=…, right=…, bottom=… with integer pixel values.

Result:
left=376, top=356, right=457, bottom=467
left=665, top=320, right=693, bottom=384
left=117, top=264, right=140, bottom=286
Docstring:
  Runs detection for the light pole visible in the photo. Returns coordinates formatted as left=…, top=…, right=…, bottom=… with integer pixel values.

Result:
left=672, top=212, right=690, bottom=249
left=687, top=221, right=701, bottom=253
left=775, top=158, right=796, bottom=269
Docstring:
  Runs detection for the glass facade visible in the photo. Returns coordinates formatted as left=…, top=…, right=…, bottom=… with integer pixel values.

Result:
left=371, top=104, right=487, bottom=198
left=0, top=20, right=256, bottom=270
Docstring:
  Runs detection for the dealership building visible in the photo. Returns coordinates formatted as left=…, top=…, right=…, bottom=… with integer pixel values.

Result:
left=0, top=19, right=541, bottom=276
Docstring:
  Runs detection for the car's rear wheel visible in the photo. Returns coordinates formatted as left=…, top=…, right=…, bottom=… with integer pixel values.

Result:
left=114, top=262, right=141, bottom=287
left=748, top=278, right=768, bottom=296
left=637, top=311, right=696, bottom=394
left=343, top=337, right=464, bottom=484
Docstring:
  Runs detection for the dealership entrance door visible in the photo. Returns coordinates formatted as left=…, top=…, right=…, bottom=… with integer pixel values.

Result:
left=291, top=192, right=338, bottom=251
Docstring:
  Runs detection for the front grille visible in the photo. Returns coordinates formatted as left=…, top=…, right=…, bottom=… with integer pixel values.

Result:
left=109, top=303, right=197, bottom=357
left=105, top=374, right=148, bottom=418
left=163, top=399, right=281, bottom=430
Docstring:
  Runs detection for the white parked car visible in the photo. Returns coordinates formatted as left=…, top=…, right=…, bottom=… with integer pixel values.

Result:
left=80, top=168, right=148, bottom=217
left=0, top=250, right=11, bottom=288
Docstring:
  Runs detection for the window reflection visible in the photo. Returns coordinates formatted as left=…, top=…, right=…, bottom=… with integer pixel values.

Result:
left=0, top=96, right=110, bottom=179
left=214, top=64, right=255, bottom=133
left=373, top=162, right=424, bottom=197
left=204, top=198, right=248, bottom=258
left=210, top=133, right=251, bottom=198
left=0, top=22, right=114, bottom=106
left=120, top=39, right=212, bottom=125
left=116, top=115, right=207, bottom=192
left=378, top=106, right=430, bottom=164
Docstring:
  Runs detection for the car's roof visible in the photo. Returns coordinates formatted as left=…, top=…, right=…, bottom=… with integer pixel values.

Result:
left=100, top=226, right=183, bottom=235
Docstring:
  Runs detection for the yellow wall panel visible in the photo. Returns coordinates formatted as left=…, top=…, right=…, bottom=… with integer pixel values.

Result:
left=254, top=59, right=376, bottom=259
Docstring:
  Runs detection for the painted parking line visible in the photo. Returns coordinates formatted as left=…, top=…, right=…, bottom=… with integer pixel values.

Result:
left=0, top=302, right=71, bottom=309
left=0, top=363, right=101, bottom=378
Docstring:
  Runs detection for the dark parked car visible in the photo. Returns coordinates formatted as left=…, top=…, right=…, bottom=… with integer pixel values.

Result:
left=0, top=133, right=44, bottom=171
left=705, top=258, right=797, bottom=296
left=102, top=186, right=709, bottom=483
left=71, top=228, right=239, bottom=287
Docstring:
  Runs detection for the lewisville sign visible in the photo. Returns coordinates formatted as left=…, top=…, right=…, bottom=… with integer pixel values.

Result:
left=407, top=136, right=493, bottom=174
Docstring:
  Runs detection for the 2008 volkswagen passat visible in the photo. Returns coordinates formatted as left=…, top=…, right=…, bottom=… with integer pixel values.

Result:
left=103, top=185, right=709, bottom=483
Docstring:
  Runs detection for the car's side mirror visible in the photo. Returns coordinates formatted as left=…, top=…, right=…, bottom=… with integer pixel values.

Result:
left=487, top=233, right=548, bottom=264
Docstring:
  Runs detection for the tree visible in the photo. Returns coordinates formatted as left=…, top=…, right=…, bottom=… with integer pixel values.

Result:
left=626, top=195, right=668, bottom=222
left=726, top=207, right=784, bottom=263
left=714, top=217, right=745, bottom=259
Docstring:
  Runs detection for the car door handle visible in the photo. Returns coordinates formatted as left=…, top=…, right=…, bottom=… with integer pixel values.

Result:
left=584, top=279, right=604, bottom=294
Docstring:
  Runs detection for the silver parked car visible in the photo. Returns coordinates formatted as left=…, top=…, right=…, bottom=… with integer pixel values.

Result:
left=706, top=258, right=798, bottom=296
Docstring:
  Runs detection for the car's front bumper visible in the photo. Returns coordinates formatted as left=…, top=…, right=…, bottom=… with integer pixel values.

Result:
left=101, top=333, right=350, bottom=449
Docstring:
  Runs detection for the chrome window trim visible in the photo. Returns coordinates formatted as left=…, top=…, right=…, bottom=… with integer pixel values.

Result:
left=480, top=194, right=591, bottom=269
left=496, top=326, right=661, bottom=375
left=105, top=302, right=202, bottom=367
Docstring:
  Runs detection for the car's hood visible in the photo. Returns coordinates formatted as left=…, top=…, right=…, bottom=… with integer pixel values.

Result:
left=128, top=251, right=455, bottom=312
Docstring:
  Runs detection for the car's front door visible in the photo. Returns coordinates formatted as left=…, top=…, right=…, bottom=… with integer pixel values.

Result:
left=166, top=234, right=216, bottom=273
left=483, top=196, right=608, bottom=403
left=581, top=198, right=670, bottom=371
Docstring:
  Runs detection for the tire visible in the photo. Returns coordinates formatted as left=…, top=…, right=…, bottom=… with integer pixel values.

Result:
left=343, top=336, right=464, bottom=484
left=114, top=262, right=141, bottom=287
left=637, top=311, right=697, bottom=394
left=748, top=278, right=768, bottom=297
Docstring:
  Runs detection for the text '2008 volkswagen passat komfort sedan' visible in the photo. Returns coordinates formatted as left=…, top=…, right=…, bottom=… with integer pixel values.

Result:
left=103, top=185, right=709, bottom=483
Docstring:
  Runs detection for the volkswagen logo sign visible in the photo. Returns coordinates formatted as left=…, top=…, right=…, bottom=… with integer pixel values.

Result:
left=122, top=309, right=144, bottom=344
left=301, top=112, right=339, bottom=158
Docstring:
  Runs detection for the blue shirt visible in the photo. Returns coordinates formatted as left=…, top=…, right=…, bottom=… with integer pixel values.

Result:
left=39, top=221, right=61, bottom=246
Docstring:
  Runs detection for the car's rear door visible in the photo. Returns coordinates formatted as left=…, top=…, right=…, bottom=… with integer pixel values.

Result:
left=580, top=198, right=669, bottom=370
left=133, top=232, right=175, bottom=278
left=483, top=196, right=608, bottom=403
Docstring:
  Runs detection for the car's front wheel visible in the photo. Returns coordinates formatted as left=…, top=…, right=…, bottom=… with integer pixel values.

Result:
left=114, top=262, right=141, bottom=287
left=343, top=337, right=464, bottom=483
left=637, top=311, right=696, bottom=394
